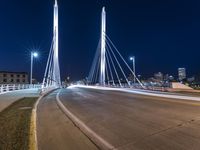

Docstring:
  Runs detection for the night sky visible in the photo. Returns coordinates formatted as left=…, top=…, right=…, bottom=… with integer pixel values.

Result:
left=0, top=0, right=200, bottom=81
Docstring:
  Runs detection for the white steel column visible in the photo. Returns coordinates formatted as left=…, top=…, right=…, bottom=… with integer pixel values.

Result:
left=100, top=7, right=106, bottom=86
left=53, top=0, right=61, bottom=87
left=42, top=0, right=61, bottom=89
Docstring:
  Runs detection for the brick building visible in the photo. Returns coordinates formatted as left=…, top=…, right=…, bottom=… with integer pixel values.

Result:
left=0, top=71, right=28, bottom=84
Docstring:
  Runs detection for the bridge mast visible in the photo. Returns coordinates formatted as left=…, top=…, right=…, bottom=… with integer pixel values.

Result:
left=100, top=7, right=106, bottom=86
left=53, top=0, right=61, bottom=87
left=42, top=0, right=61, bottom=89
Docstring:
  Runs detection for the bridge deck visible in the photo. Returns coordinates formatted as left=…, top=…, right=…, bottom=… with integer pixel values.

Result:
left=56, top=87, right=200, bottom=150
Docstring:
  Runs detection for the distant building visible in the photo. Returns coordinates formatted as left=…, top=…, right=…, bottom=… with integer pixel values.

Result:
left=187, top=77, right=195, bottom=83
left=168, top=75, right=175, bottom=81
left=178, top=68, right=186, bottom=81
left=0, top=71, right=28, bottom=84
left=154, top=72, right=163, bottom=81
left=164, top=74, right=169, bottom=81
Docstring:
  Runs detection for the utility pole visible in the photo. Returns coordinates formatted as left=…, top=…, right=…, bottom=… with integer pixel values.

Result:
left=30, top=52, right=38, bottom=85
left=130, top=56, right=136, bottom=84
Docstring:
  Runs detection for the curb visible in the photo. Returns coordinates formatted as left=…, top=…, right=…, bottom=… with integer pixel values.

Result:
left=29, top=88, right=58, bottom=150
left=56, top=90, right=116, bottom=150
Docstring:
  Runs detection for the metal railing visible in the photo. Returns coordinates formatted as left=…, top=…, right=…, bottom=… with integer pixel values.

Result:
left=0, top=84, right=42, bottom=94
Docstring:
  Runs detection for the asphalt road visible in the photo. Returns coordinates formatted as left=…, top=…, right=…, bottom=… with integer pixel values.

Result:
left=37, top=90, right=98, bottom=150
left=56, top=87, right=200, bottom=150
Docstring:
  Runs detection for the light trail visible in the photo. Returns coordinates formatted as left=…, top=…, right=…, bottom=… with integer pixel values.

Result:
left=69, top=85, right=200, bottom=102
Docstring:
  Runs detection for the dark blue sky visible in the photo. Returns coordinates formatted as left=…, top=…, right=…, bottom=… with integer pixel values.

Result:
left=0, top=0, right=200, bottom=81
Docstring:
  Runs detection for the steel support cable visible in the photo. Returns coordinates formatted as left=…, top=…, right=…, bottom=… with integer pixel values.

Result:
left=105, top=35, right=144, bottom=88
left=89, top=44, right=100, bottom=83
left=43, top=47, right=53, bottom=87
left=49, top=57, right=54, bottom=86
left=91, top=49, right=101, bottom=84
left=105, top=53, right=110, bottom=86
left=92, top=55, right=100, bottom=84
left=48, top=37, right=56, bottom=87
left=95, top=56, right=101, bottom=84
left=105, top=51, right=115, bottom=86
left=106, top=34, right=143, bottom=87
left=88, top=40, right=101, bottom=83
left=91, top=54, right=100, bottom=84
left=43, top=36, right=53, bottom=83
left=49, top=34, right=54, bottom=86
left=42, top=36, right=54, bottom=88
left=106, top=40, right=130, bottom=87
left=106, top=43, right=122, bottom=87
left=47, top=44, right=54, bottom=87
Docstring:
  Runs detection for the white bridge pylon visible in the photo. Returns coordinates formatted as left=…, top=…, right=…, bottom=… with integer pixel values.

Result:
left=42, top=0, right=61, bottom=89
left=100, top=7, right=106, bottom=86
left=88, top=7, right=144, bottom=88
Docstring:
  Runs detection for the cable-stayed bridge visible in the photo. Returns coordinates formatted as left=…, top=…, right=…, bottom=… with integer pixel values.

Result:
left=1, top=2, right=200, bottom=150
left=88, top=7, right=144, bottom=89
left=42, top=0, right=61, bottom=90
left=40, top=2, right=144, bottom=92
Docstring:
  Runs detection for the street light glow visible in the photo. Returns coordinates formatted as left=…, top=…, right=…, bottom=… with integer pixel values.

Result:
left=130, top=57, right=134, bottom=61
left=33, top=52, right=38, bottom=58
left=30, top=51, right=38, bottom=84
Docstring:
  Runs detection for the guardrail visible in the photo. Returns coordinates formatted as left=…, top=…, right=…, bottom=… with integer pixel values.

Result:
left=0, top=84, right=42, bottom=94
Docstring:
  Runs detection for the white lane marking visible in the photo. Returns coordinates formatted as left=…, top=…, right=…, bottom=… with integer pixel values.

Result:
left=69, top=85, right=200, bottom=102
left=56, top=90, right=116, bottom=150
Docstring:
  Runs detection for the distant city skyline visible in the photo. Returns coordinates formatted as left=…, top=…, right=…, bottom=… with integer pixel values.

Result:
left=0, top=0, right=200, bottom=81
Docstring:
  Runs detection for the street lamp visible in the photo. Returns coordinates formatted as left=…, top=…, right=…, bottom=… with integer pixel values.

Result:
left=30, top=52, right=38, bottom=85
left=130, top=56, right=136, bottom=84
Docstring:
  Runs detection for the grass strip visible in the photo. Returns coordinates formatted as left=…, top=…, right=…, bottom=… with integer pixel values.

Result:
left=0, top=97, right=37, bottom=150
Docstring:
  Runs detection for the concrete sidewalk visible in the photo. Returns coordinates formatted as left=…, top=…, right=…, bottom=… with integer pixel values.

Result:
left=0, top=89, right=40, bottom=112
left=37, top=90, right=98, bottom=150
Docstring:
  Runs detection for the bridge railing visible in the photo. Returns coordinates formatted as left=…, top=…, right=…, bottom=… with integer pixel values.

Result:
left=0, top=84, right=42, bottom=94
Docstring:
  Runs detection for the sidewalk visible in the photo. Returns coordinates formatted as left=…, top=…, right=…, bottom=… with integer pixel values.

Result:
left=0, top=89, right=40, bottom=112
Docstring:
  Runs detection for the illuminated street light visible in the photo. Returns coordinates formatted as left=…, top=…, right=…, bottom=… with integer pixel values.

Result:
left=33, top=52, right=38, bottom=57
left=130, top=56, right=136, bottom=84
left=30, top=52, right=38, bottom=85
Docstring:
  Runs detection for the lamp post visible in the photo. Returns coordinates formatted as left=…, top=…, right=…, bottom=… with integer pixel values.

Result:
left=30, top=52, right=38, bottom=85
left=130, top=56, right=136, bottom=84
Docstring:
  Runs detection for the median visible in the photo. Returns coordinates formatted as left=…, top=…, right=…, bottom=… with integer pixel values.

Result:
left=0, top=97, right=38, bottom=150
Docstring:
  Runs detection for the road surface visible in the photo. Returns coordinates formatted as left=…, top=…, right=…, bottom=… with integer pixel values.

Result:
left=37, top=90, right=98, bottom=150
left=37, top=87, right=200, bottom=150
